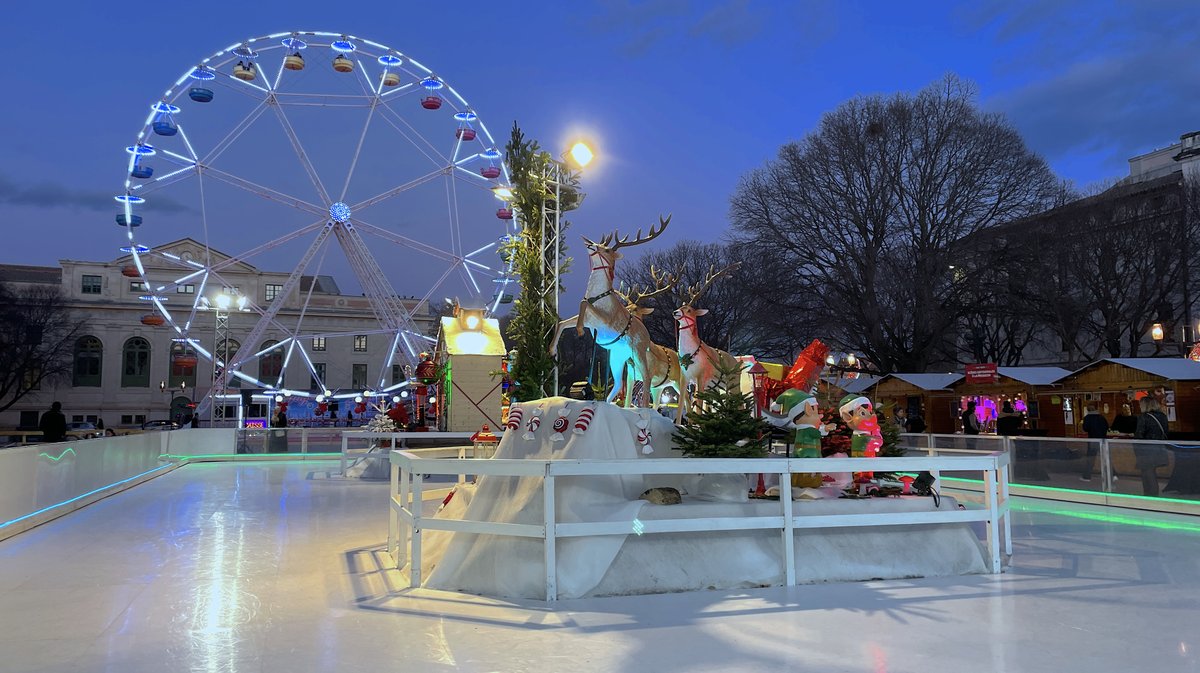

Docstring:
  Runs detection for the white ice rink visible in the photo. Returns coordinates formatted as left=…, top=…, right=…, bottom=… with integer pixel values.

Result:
left=1, top=460, right=1198, bottom=673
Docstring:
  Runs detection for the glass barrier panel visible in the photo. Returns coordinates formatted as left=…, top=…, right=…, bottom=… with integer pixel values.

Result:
left=1106, top=439, right=1200, bottom=501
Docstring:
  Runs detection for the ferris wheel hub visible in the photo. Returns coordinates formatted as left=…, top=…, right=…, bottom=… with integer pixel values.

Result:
left=329, top=202, right=352, bottom=223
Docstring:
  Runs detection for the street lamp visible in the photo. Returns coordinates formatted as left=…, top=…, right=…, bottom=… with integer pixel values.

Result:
left=1152, top=322, right=1165, bottom=341
left=747, top=361, right=768, bottom=417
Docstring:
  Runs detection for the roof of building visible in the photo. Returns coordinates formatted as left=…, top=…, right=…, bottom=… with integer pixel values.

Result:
left=1075, top=358, right=1200, bottom=381
left=880, top=373, right=963, bottom=390
left=996, top=366, right=1072, bottom=386
left=300, top=275, right=341, bottom=294
left=822, top=375, right=881, bottom=394
left=0, top=264, right=62, bottom=285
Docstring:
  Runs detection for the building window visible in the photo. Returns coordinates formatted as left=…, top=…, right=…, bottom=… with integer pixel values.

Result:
left=352, top=363, right=367, bottom=389
left=121, top=337, right=151, bottom=388
left=73, top=336, right=103, bottom=387
left=392, top=364, right=403, bottom=385
left=311, top=337, right=326, bottom=352
left=260, top=340, right=284, bottom=384
left=265, top=284, right=283, bottom=301
left=353, top=335, right=368, bottom=352
left=129, top=281, right=147, bottom=292
left=81, top=275, right=101, bottom=295
left=177, top=284, right=195, bottom=295
left=311, top=362, right=326, bottom=390
left=170, top=342, right=197, bottom=389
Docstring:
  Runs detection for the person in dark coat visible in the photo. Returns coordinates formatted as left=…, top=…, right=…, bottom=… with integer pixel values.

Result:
left=996, top=401, right=1024, bottom=436
left=1134, top=397, right=1170, bottom=497
left=39, top=401, right=67, bottom=443
left=1079, top=404, right=1109, bottom=481
left=1111, top=403, right=1138, bottom=435
left=961, top=401, right=981, bottom=435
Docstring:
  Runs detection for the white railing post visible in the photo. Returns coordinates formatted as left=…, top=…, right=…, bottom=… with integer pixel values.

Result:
left=301, top=428, right=309, bottom=454
left=984, top=465, right=1001, bottom=573
left=1001, top=460, right=1012, bottom=558
left=398, top=456, right=411, bottom=569
left=1100, top=438, right=1112, bottom=493
left=410, top=472, right=423, bottom=589
left=543, top=465, right=558, bottom=602
left=339, top=431, right=349, bottom=474
left=780, top=462, right=795, bottom=586
left=389, top=456, right=399, bottom=562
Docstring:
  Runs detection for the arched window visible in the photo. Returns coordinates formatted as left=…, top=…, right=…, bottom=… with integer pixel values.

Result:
left=170, top=342, right=198, bottom=389
left=73, top=336, right=103, bottom=387
left=121, top=337, right=151, bottom=387
left=260, top=340, right=284, bottom=385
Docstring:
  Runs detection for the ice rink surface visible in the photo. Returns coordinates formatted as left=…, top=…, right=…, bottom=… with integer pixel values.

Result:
left=1, top=460, right=1198, bottom=673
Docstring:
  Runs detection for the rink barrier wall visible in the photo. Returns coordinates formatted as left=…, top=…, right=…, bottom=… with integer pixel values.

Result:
left=387, top=450, right=1013, bottom=601
left=900, top=433, right=1200, bottom=517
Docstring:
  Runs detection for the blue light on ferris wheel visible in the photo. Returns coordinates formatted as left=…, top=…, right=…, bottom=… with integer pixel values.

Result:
left=378, top=54, right=402, bottom=66
left=115, top=194, right=145, bottom=204
left=420, top=77, right=443, bottom=90
left=281, top=37, right=307, bottom=49
left=189, top=67, right=216, bottom=81
left=151, top=102, right=181, bottom=114
left=454, top=111, right=477, bottom=122
left=233, top=46, right=259, bottom=58
left=331, top=39, right=356, bottom=53
left=481, top=148, right=501, bottom=159
left=329, top=202, right=352, bottom=223
left=138, top=295, right=169, bottom=302
left=120, top=245, right=151, bottom=254
left=126, top=144, right=156, bottom=156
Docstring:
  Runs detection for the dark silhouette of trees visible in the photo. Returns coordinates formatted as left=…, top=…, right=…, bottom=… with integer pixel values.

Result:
left=0, top=284, right=83, bottom=413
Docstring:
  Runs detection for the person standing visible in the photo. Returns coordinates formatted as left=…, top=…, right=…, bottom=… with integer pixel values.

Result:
left=39, top=401, right=67, bottom=443
left=1079, top=404, right=1109, bottom=481
left=1133, top=397, right=1170, bottom=497
left=996, top=401, right=1023, bottom=436
left=892, top=405, right=911, bottom=433
left=1111, top=403, right=1138, bottom=435
left=961, top=401, right=981, bottom=435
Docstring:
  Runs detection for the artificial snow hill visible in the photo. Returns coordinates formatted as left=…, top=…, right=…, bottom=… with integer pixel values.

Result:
left=415, top=397, right=986, bottom=600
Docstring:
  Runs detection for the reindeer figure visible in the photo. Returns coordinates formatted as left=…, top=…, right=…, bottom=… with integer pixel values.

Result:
left=614, top=266, right=683, bottom=408
left=674, top=263, right=742, bottom=407
left=549, top=215, right=671, bottom=406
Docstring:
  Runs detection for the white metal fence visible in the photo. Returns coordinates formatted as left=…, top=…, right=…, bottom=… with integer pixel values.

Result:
left=388, top=450, right=1011, bottom=601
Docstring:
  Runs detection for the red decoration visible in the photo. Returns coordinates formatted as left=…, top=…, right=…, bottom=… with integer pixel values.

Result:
left=573, top=406, right=595, bottom=435
left=506, top=405, right=523, bottom=431
left=782, top=339, right=831, bottom=392
left=965, top=363, right=999, bottom=384
left=471, top=424, right=498, bottom=443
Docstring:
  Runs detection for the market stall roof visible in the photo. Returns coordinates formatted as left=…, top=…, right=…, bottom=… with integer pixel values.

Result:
left=1073, top=358, right=1200, bottom=381
left=879, top=373, right=963, bottom=391
left=822, top=375, right=881, bottom=394
left=996, top=367, right=1071, bottom=386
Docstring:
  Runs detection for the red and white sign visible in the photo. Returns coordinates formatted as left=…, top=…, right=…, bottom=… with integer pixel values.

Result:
left=965, top=363, right=999, bottom=384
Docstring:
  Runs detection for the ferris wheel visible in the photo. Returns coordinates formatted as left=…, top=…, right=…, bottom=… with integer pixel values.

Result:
left=117, top=30, right=517, bottom=402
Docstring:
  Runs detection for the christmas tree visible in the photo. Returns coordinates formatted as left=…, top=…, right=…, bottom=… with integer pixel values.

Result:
left=878, top=412, right=905, bottom=458
left=673, top=363, right=771, bottom=459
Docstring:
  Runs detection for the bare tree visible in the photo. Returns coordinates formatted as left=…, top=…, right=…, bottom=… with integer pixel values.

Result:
left=0, top=284, right=83, bottom=413
left=729, top=74, right=1060, bottom=371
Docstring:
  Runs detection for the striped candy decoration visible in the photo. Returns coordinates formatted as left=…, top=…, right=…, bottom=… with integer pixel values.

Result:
left=506, top=405, right=523, bottom=431
left=573, top=406, right=596, bottom=435
left=523, top=407, right=543, bottom=440
left=551, top=407, right=570, bottom=441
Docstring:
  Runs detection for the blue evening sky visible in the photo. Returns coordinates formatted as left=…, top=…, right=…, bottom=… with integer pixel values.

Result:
left=0, top=0, right=1196, bottom=306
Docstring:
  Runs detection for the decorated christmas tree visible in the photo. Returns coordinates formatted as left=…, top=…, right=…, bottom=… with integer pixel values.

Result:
left=674, top=363, right=771, bottom=459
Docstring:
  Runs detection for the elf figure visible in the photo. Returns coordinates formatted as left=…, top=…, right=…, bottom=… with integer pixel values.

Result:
left=839, top=394, right=882, bottom=481
left=764, top=389, right=829, bottom=488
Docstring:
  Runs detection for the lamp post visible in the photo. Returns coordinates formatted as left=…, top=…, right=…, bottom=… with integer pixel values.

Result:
left=747, top=361, right=768, bottom=417
left=159, top=379, right=187, bottom=423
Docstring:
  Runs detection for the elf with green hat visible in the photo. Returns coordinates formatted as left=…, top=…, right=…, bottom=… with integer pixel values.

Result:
left=839, top=394, right=883, bottom=481
left=765, top=389, right=829, bottom=488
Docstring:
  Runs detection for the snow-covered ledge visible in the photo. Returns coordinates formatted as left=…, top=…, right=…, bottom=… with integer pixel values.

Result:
left=388, top=398, right=1011, bottom=601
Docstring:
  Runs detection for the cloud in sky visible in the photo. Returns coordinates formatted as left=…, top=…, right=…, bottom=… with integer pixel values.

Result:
left=0, top=174, right=192, bottom=214
left=970, top=0, right=1200, bottom=171
left=588, top=0, right=772, bottom=55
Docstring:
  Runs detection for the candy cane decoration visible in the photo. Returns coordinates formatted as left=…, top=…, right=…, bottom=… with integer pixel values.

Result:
left=636, top=417, right=653, bottom=454
left=523, top=406, right=543, bottom=440
left=506, top=405, right=523, bottom=431
left=551, top=407, right=570, bottom=441
left=573, top=405, right=596, bottom=435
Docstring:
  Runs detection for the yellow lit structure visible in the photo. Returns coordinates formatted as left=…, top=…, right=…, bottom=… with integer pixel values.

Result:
left=436, top=309, right=507, bottom=431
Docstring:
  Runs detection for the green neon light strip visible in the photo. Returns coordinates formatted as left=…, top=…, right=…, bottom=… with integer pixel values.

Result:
left=38, top=448, right=77, bottom=462
left=940, top=475, right=1200, bottom=505
left=1008, top=499, right=1200, bottom=534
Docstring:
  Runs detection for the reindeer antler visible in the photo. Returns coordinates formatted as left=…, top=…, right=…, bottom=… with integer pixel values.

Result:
left=600, top=214, right=672, bottom=252
left=684, top=262, right=742, bottom=306
left=622, top=265, right=680, bottom=307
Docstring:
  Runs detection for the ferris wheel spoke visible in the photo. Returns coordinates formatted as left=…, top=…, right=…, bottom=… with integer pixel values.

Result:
left=200, top=165, right=328, bottom=217
left=268, top=99, right=332, bottom=206
left=130, top=165, right=199, bottom=196
left=200, top=100, right=271, bottom=167
left=350, top=218, right=458, bottom=263
left=209, top=72, right=270, bottom=103
left=349, top=167, right=447, bottom=211
left=375, top=102, right=451, bottom=167
left=338, top=97, right=379, bottom=202
left=204, top=219, right=328, bottom=275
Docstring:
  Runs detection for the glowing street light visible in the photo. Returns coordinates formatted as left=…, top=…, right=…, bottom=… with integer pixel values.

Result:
left=568, top=141, right=594, bottom=168
left=1152, top=323, right=1165, bottom=341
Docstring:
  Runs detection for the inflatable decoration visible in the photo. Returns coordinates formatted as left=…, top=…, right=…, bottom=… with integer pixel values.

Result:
left=635, top=415, right=653, bottom=454
left=506, top=405, right=523, bottom=431
left=764, top=389, right=827, bottom=488
left=840, top=395, right=883, bottom=481
left=523, top=406, right=543, bottom=440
